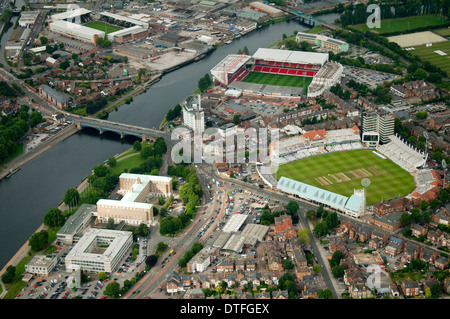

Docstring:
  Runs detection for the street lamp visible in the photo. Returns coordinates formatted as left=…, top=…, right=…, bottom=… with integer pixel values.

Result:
left=361, top=178, right=370, bottom=216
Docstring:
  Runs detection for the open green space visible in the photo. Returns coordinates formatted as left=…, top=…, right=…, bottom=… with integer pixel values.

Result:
left=242, top=72, right=312, bottom=88
left=109, top=152, right=144, bottom=175
left=348, top=15, right=448, bottom=34
left=83, top=21, right=122, bottom=34
left=434, top=28, right=450, bottom=37
left=412, top=40, right=450, bottom=75
left=276, top=149, right=415, bottom=206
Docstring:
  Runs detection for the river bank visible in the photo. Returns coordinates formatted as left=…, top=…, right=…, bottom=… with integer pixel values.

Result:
left=0, top=12, right=341, bottom=272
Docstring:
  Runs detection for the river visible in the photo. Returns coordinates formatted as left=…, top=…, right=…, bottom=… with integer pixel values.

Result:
left=0, top=13, right=340, bottom=269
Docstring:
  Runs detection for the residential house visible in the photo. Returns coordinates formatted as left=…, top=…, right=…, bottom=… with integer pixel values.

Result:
left=349, top=281, right=373, bottom=299
left=402, top=281, right=420, bottom=296
left=411, top=224, right=428, bottom=238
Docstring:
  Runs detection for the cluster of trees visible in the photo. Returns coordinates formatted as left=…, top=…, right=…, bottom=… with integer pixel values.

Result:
left=84, top=97, right=108, bottom=115
left=96, top=37, right=112, bottom=48
left=160, top=164, right=202, bottom=236
left=330, top=83, right=351, bottom=99
left=128, top=138, right=166, bottom=175
left=29, top=230, right=49, bottom=252
left=0, top=81, right=18, bottom=98
left=260, top=200, right=300, bottom=225
left=178, top=242, right=203, bottom=268
left=1, top=265, right=16, bottom=284
left=0, top=105, right=44, bottom=163
left=103, top=270, right=146, bottom=298
left=329, top=250, right=346, bottom=278
left=197, top=74, right=213, bottom=93
left=337, top=1, right=450, bottom=27
left=165, top=103, right=182, bottom=122
left=237, top=46, right=249, bottom=55
left=276, top=272, right=297, bottom=299
left=307, top=206, right=339, bottom=237
left=82, top=163, right=119, bottom=204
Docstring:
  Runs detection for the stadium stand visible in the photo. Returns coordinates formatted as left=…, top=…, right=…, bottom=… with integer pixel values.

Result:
left=377, top=134, right=426, bottom=172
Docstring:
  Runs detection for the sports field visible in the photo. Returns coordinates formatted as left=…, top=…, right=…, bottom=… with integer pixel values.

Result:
left=276, top=149, right=415, bottom=206
left=412, top=40, right=450, bottom=75
left=84, top=21, right=122, bottom=34
left=242, top=72, right=313, bottom=88
left=349, top=14, right=448, bottom=35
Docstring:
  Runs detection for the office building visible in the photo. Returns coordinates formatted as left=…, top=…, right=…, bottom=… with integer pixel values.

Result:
left=362, top=111, right=395, bottom=145
left=183, top=94, right=205, bottom=134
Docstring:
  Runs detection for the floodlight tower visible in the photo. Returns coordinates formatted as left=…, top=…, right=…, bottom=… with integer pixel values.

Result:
left=423, top=131, right=429, bottom=169
left=361, top=178, right=370, bottom=216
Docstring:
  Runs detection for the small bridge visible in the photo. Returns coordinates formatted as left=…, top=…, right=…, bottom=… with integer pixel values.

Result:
left=285, top=8, right=322, bottom=27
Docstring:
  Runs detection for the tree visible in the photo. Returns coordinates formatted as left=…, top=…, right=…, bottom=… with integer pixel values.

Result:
left=332, top=264, right=345, bottom=278
left=106, top=218, right=115, bottom=230
left=419, top=200, right=429, bottom=212
left=107, top=157, right=117, bottom=167
left=232, top=114, right=241, bottom=125
left=145, top=255, right=158, bottom=267
left=401, top=212, right=412, bottom=226
left=330, top=250, right=343, bottom=268
left=1, top=265, right=16, bottom=283
left=198, top=74, right=212, bottom=93
left=297, top=228, right=310, bottom=244
left=156, top=242, right=168, bottom=253
left=30, top=110, right=43, bottom=127
left=40, top=36, right=48, bottom=45
left=430, top=282, right=442, bottom=298
left=63, top=188, right=80, bottom=207
left=133, top=140, right=142, bottom=152
left=413, top=68, right=427, bottom=80
left=98, top=272, right=107, bottom=281
left=313, top=265, right=322, bottom=275
left=29, top=230, right=49, bottom=251
left=318, top=289, right=332, bottom=299
left=43, top=208, right=65, bottom=227
left=287, top=201, right=299, bottom=214
left=93, top=163, right=109, bottom=177
left=104, top=282, right=121, bottom=298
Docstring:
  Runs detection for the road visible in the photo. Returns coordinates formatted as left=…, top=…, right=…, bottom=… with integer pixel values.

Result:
left=122, top=163, right=341, bottom=299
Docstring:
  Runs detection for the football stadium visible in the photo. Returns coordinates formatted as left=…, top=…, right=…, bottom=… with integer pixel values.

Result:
left=210, top=48, right=343, bottom=98
left=48, top=9, right=149, bottom=46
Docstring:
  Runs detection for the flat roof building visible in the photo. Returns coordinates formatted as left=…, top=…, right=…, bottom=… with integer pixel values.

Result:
left=65, top=228, right=133, bottom=273
left=25, top=254, right=58, bottom=276
left=57, top=204, right=96, bottom=244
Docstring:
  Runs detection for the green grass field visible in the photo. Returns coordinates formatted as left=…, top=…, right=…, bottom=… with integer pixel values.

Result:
left=349, top=14, right=448, bottom=34
left=412, top=40, right=450, bottom=75
left=83, top=21, right=122, bottom=34
left=242, top=72, right=313, bottom=88
left=434, top=28, right=450, bottom=37
left=276, top=149, right=415, bottom=206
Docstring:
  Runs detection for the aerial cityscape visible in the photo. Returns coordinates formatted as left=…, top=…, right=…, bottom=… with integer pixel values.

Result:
left=0, top=0, right=449, bottom=306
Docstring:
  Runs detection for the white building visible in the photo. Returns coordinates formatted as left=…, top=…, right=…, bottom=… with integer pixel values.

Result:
left=18, top=11, right=41, bottom=28
left=25, top=254, right=58, bottom=276
left=307, top=61, right=343, bottom=98
left=182, top=94, right=205, bottom=134
left=65, top=228, right=133, bottom=273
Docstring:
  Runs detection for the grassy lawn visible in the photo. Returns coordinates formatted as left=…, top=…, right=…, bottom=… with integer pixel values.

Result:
left=117, top=148, right=139, bottom=160
left=83, top=21, right=122, bottom=34
left=412, top=40, right=450, bottom=75
left=434, top=27, right=450, bottom=37
left=304, top=26, right=325, bottom=34
left=242, top=72, right=313, bottom=88
left=348, top=15, right=448, bottom=34
left=276, top=149, right=415, bottom=206
left=109, top=153, right=145, bottom=175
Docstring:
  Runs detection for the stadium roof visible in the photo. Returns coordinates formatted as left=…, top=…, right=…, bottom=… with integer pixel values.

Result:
left=345, top=195, right=365, bottom=213
left=50, top=20, right=105, bottom=40
left=277, top=176, right=348, bottom=210
left=253, top=48, right=328, bottom=66
left=51, top=8, right=91, bottom=21
left=98, top=11, right=149, bottom=28
left=211, top=54, right=252, bottom=74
